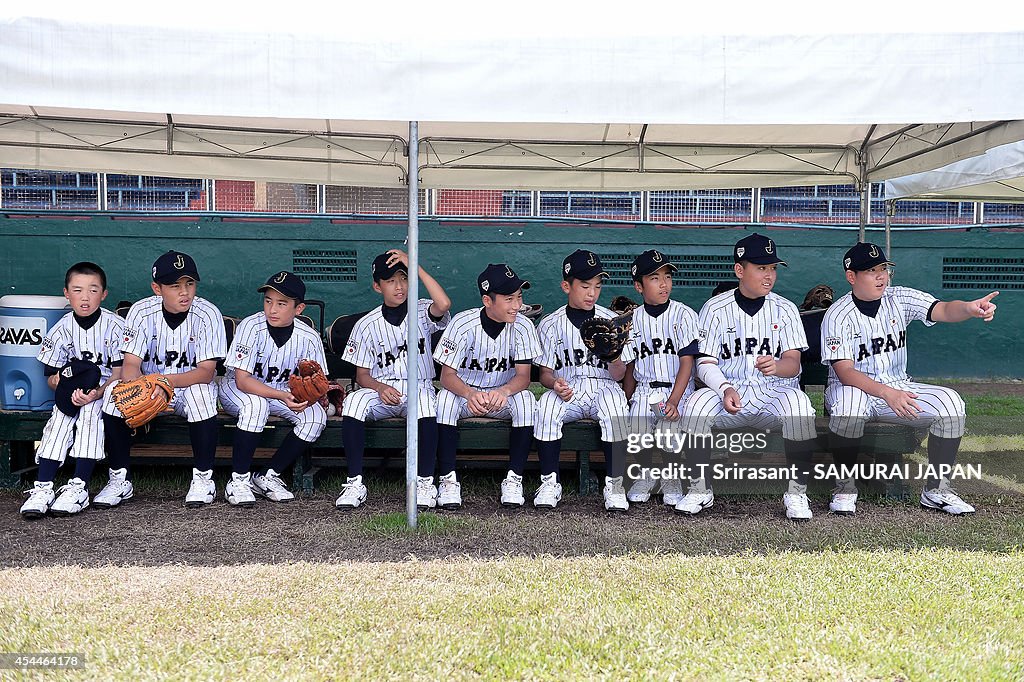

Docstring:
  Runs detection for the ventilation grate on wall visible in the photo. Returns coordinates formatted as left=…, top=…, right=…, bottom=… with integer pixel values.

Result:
left=598, top=253, right=734, bottom=287
left=292, top=249, right=358, bottom=282
left=942, top=257, right=1024, bottom=290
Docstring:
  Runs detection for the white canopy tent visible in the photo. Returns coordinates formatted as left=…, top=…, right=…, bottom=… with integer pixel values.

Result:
left=4, top=2, right=1024, bottom=524
left=885, top=140, right=1024, bottom=202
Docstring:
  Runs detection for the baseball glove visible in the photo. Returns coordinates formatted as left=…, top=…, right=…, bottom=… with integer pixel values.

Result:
left=801, top=284, right=835, bottom=311
left=580, top=311, right=633, bottom=362
left=609, top=295, right=640, bottom=315
left=111, top=374, right=174, bottom=429
left=289, top=359, right=330, bottom=403
left=317, top=380, right=346, bottom=417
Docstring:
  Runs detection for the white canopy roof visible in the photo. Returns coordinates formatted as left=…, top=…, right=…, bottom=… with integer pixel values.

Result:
left=3, top=2, right=1024, bottom=189
left=884, top=140, right=1024, bottom=202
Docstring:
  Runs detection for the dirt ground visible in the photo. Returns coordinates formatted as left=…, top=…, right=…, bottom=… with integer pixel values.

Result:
left=2, top=480, right=1022, bottom=568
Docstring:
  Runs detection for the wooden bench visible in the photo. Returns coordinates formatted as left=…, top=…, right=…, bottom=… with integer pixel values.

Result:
left=0, top=409, right=922, bottom=498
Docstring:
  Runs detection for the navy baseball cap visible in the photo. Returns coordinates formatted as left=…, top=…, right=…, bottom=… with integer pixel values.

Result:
left=258, top=271, right=306, bottom=302
left=371, top=252, right=409, bottom=282
left=562, top=250, right=608, bottom=281
left=631, top=250, right=677, bottom=281
left=733, top=233, right=787, bottom=266
left=54, top=358, right=101, bottom=417
left=152, top=251, right=201, bottom=284
left=844, top=242, right=894, bottom=271
left=478, top=263, right=530, bottom=296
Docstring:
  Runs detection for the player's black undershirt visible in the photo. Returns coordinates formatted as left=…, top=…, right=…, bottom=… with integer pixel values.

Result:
left=267, top=322, right=294, bottom=348
left=851, top=294, right=882, bottom=318
left=382, top=301, right=408, bottom=327
left=677, top=339, right=700, bottom=357
left=479, top=309, right=506, bottom=340
left=643, top=300, right=670, bottom=318
left=73, top=308, right=102, bottom=331
left=565, top=305, right=596, bottom=329
left=734, top=289, right=766, bottom=317
left=162, top=308, right=188, bottom=330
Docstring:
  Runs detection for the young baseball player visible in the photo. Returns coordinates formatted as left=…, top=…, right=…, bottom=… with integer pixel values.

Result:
left=19, top=262, right=124, bottom=518
left=533, top=250, right=634, bottom=511
left=679, top=233, right=818, bottom=520
left=96, top=251, right=227, bottom=509
left=433, top=263, right=542, bottom=510
left=336, top=250, right=451, bottom=510
left=822, top=242, right=997, bottom=515
left=621, top=250, right=701, bottom=509
left=217, top=271, right=328, bottom=506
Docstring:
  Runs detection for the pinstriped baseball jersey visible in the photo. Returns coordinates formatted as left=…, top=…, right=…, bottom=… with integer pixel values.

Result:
left=627, top=301, right=699, bottom=384
left=38, top=309, right=124, bottom=379
left=343, top=299, right=449, bottom=383
left=820, top=286, right=936, bottom=385
left=225, top=313, right=327, bottom=386
left=121, top=296, right=227, bottom=375
left=535, top=304, right=636, bottom=379
left=697, top=290, right=807, bottom=388
left=433, top=308, right=542, bottom=389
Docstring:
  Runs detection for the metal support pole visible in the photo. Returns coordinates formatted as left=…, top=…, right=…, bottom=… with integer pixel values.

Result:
left=406, top=121, right=420, bottom=529
left=885, top=199, right=894, bottom=260
left=857, top=156, right=869, bottom=243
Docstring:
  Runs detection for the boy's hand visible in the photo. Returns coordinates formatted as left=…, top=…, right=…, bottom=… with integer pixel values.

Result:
left=662, top=399, right=680, bottom=421
left=386, top=249, right=409, bottom=269
left=280, top=391, right=309, bottom=413
left=553, top=378, right=574, bottom=401
left=378, top=385, right=403, bottom=406
left=71, top=388, right=101, bottom=407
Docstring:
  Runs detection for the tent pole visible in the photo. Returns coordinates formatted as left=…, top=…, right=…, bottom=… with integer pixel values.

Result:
left=885, top=199, right=893, bottom=260
left=858, top=155, right=869, bottom=243
left=406, top=121, right=420, bottom=529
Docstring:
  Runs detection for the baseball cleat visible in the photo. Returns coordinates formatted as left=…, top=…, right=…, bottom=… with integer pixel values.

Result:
left=603, top=476, right=629, bottom=512
left=93, top=468, right=134, bottom=508
left=436, top=472, right=463, bottom=510
left=184, top=468, right=216, bottom=508
left=225, top=472, right=257, bottom=508
left=334, top=475, right=368, bottom=509
left=50, top=478, right=90, bottom=517
left=533, top=473, right=562, bottom=509
left=20, top=481, right=55, bottom=519
left=829, top=480, right=858, bottom=515
left=626, top=476, right=656, bottom=503
left=661, top=477, right=684, bottom=507
left=921, top=480, right=975, bottom=515
left=253, top=469, right=295, bottom=503
left=674, top=480, right=715, bottom=515
left=500, top=470, right=525, bottom=508
left=416, top=476, right=438, bottom=510
left=783, top=484, right=813, bottom=521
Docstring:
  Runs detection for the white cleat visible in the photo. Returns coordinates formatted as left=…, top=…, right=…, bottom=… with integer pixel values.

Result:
left=253, top=468, right=295, bottom=503
left=921, top=479, right=976, bottom=515
left=500, top=470, right=525, bottom=508
left=436, top=472, right=462, bottom=510
left=784, top=483, right=813, bottom=521
left=661, top=477, right=684, bottom=507
left=626, top=476, right=656, bottom=503
left=225, top=472, right=257, bottom=508
left=50, top=478, right=90, bottom=517
left=533, top=473, right=562, bottom=509
left=93, top=468, right=134, bottom=509
left=20, top=481, right=55, bottom=519
left=334, top=475, right=368, bottom=509
left=603, top=476, right=629, bottom=512
left=416, top=476, right=438, bottom=510
left=829, top=480, right=858, bottom=515
left=674, top=479, right=714, bottom=515
left=184, top=468, right=216, bottom=508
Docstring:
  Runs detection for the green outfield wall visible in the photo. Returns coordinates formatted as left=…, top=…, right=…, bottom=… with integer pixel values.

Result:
left=1, top=212, right=1020, bottom=379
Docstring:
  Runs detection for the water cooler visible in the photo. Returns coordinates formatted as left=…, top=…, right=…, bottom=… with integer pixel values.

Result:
left=0, top=295, right=70, bottom=410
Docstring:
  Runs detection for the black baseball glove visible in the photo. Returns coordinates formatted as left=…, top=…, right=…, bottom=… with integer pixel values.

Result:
left=801, top=284, right=835, bottom=311
left=580, top=311, right=633, bottom=362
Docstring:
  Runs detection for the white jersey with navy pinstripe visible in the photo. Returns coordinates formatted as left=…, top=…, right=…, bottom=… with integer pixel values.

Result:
left=121, top=296, right=227, bottom=375
left=535, top=304, right=636, bottom=379
left=627, top=301, right=699, bottom=384
left=225, top=314, right=327, bottom=386
left=433, top=309, right=542, bottom=389
left=34, top=309, right=125, bottom=463
left=697, top=290, right=807, bottom=388
left=38, top=309, right=124, bottom=379
left=820, top=286, right=936, bottom=385
left=343, top=299, right=449, bottom=383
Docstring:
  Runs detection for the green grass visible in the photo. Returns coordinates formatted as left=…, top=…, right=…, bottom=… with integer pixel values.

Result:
left=2, top=552, right=1023, bottom=679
